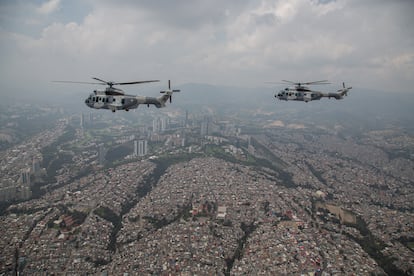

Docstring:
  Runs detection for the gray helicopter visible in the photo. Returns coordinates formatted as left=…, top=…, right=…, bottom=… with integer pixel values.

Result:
left=54, top=78, right=180, bottom=112
left=274, top=80, right=352, bottom=102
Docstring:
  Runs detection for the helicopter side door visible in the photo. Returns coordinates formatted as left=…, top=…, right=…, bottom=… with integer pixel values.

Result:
left=287, top=90, right=297, bottom=101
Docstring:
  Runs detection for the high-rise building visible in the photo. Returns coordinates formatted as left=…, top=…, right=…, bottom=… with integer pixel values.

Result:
left=138, top=140, right=148, bottom=156
left=21, top=168, right=31, bottom=186
left=80, top=113, right=84, bottom=128
left=32, top=158, right=41, bottom=174
left=98, top=144, right=106, bottom=165
left=134, top=140, right=138, bottom=156
left=19, top=186, right=32, bottom=200
left=153, top=118, right=161, bottom=133
left=200, top=116, right=209, bottom=136
left=161, top=117, right=168, bottom=132
left=248, top=136, right=255, bottom=155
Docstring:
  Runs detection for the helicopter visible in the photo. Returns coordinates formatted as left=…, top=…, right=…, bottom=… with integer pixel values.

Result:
left=54, top=78, right=180, bottom=112
left=274, top=80, right=352, bottom=102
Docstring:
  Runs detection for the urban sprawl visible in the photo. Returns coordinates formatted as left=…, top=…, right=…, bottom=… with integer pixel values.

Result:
left=1, top=105, right=413, bottom=275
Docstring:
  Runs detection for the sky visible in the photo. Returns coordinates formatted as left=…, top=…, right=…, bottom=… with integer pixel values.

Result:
left=0, top=0, right=413, bottom=98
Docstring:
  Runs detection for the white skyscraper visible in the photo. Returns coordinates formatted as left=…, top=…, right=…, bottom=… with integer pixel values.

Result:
left=138, top=140, right=148, bottom=156
left=80, top=113, right=84, bottom=128
left=161, top=117, right=168, bottom=132
left=134, top=140, right=138, bottom=156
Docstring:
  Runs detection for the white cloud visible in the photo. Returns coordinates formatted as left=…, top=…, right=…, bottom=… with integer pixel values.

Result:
left=37, top=0, right=61, bottom=15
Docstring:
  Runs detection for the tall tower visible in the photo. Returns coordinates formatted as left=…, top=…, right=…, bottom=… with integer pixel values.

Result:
left=152, top=118, right=160, bottom=133
left=200, top=116, right=209, bottom=136
left=161, top=117, right=167, bottom=132
left=138, top=140, right=148, bottom=156
left=32, top=158, right=40, bottom=174
left=21, top=168, right=31, bottom=186
left=80, top=113, right=84, bottom=128
left=98, top=144, right=106, bottom=165
left=184, top=110, right=189, bottom=127
left=134, top=140, right=138, bottom=156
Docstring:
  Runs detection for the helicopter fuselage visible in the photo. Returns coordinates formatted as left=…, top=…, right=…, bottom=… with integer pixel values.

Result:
left=84, top=90, right=166, bottom=112
left=275, top=87, right=348, bottom=102
left=275, top=88, right=324, bottom=102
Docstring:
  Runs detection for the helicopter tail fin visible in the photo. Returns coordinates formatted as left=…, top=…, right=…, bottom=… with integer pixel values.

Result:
left=156, top=94, right=170, bottom=108
left=337, top=82, right=352, bottom=98
left=158, top=80, right=180, bottom=107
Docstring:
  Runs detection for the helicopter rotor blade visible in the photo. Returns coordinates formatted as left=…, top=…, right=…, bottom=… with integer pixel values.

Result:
left=281, top=80, right=330, bottom=86
left=92, top=77, right=159, bottom=86
left=303, top=80, right=330, bottom=85
left=92, top=77, right=109, bottom=84
left=116, top=80, right=160, bottom=85
left=282, top=80, right=297, bottom=85
left=52, top=80, right=104, bottom=85
left=265, top=82, right=287, bottom=85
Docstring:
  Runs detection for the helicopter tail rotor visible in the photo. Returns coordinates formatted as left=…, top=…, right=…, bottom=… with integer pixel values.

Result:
left=338, top=82, right=352, bottom=96
left=160, top=80, right=180, bottom=103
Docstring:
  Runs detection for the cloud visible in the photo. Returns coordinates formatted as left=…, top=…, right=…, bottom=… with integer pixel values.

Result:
left=1, top=0, right=414, bottom=95
left=93, top=0, right=252, bottom=30
left=37, top=0, right=61, bottom=15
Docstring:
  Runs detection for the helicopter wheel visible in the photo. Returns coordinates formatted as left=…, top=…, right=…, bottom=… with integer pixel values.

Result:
left=125, top=109, right=129, bottom=112
left=112, top=109, right=116, bottom=113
